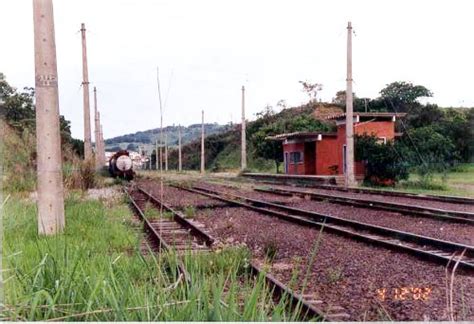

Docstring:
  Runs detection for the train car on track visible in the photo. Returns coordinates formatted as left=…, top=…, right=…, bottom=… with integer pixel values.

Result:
left=108, top=150, right=135, bottom=181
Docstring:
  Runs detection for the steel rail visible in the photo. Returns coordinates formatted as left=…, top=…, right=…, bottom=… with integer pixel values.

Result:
left=255, top=187, right=474, bottom=225
left=129, top=186, right=328, bottom=320
left=173, top=184, right=474, bottom=271
left=124, top=188, right=191, bottom=282
left=137, top=187, right=215, bottom=246
left=248, top=262, right=330, bottom=321
left=241, top=173, right=474, bottom=205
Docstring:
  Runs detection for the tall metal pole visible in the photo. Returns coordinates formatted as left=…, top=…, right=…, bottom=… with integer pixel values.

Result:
left=33, top=0, right=65, bottom=235
left=241, top=85, right=247, bottom=171
left=345, top=21, right=356, bottom=187
left=200, top=110, right=205, bottom=174
left=93, top=86, right=100, bottom=168
left=178, top=125, right=182, bottom=172
left=80, top=23, right=92, bottom=160
left=165, top=132, right=168, bottom=171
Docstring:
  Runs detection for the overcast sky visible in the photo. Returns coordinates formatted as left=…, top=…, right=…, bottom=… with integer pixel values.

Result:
left=1, top=0, right=473, bottom=139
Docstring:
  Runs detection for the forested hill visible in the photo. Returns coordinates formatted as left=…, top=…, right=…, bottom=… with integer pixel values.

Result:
left=104, top=123, right=230, bottom=151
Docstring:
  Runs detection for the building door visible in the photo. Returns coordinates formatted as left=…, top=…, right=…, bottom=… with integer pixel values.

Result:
left=284, top=152, right=289, bottom=174
left=304, top=142, right=316, bottom=175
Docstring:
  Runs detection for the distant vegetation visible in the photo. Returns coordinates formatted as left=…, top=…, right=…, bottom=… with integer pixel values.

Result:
left=2, top=71, right=473, bottom=188
left=166, top=81, right=474, bottom=187
left=166, top=104, right=335, bottom=173
left=105, top=124, right=230, bottom=152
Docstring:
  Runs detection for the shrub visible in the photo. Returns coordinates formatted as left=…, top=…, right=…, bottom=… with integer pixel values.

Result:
left=355, top=135, right=409, bottom=185
left=79, top=159, right=96, bottom=190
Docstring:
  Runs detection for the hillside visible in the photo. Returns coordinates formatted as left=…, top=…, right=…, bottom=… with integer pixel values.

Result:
left=165, top=98, right=473, bottom=174
left=166, top=103, right=338, bottom=172
left=104, top=123, right=230, bottom=152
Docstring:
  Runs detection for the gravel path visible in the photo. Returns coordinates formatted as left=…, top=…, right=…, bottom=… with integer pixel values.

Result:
left=135, top=179, right=474, bottom=321
left=197, top=182, right=474, bottom=246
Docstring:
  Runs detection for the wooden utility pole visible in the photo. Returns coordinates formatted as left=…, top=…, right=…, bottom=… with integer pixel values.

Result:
left=200, top=110, right=205, bottom=174
left=93, top=87, right=101, bottom=168
left=178, top=125, right=182, bottom=172
left=33, top=0, right=65, bottom=235
left=241, top=85, right=247, bottom=171
left=165, top=132, right=168, bottom=171
left=80, top=23, right=92, bottom=160
left=345, top=21, right=356, bottom=187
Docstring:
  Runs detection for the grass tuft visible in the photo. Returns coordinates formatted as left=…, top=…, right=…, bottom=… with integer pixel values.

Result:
left=2, top=191, right=310, bottom=321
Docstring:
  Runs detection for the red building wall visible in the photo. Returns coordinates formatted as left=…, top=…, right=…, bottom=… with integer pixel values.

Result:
left=315, top=137, right=338, bottom=175
left=354, top=121, right=395, bottom=140
left=282, top=120, right=395, bottom=176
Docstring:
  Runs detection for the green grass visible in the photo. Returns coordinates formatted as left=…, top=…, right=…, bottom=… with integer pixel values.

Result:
left=2, top=191, right=307, bottom=321
left=393, top=163, right=474, bottom=197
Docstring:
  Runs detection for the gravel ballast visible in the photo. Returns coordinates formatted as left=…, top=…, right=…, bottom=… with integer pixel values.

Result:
left=136, top=179, right=474, bottom=321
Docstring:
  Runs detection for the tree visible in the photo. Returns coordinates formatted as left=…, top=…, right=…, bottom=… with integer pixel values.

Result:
left=355, top=135, right=408, bottom=185
left=252, top=124, right=283, bottom=173
left=380, top=81, right=432, bottom=111
left=276, top=99, right=287, bottom=111
left=332, top=90, right=356, bottom=106
left=299, top=80, right=323, bottom=103
left=397, top=126, right=457, bottom=173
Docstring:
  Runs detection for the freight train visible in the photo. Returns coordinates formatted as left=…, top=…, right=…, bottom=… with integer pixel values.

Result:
left=108, top=150, right=135, bottom=180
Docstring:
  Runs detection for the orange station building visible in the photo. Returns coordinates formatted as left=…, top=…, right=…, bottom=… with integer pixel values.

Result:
left=271, top=112, right=405, bottom=177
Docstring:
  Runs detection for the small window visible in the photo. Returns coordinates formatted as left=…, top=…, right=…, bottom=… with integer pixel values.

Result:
left=377, top=137, right=387, bottom=144
left=290, top=152, right=303, bottom=164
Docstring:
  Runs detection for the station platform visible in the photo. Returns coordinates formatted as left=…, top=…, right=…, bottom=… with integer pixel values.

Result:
left=241, top=172, right=342, bottom=186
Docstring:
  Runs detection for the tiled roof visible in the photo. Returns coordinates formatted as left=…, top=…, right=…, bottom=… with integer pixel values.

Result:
left=324, top=112, right=407, bottom=120
left=266, top=131, right=337, bottom=141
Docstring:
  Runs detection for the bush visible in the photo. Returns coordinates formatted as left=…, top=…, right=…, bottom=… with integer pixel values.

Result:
left=355, top=135, right=409, bottom=185
left=79, top=159, right=96, bottom=190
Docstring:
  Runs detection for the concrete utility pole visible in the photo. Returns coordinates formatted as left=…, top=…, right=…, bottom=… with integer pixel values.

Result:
left=200, top=110, right=205, bottom=174
left=33, top=0, right=65, bottom=235
left=241, top=85, right=247, bottom=171
left=165, top=132, right=168, bottom=171
left=156, top=67, right=164, bottom=173
left=80, top=23, right=92, bottom=160
left=149, top=150, right=152, bottom=170
left=155, top=138, right=158, bottom=170
left=100, top=123, right=105, bottom=166
left=93, top=87, right=101, bottom=168
left=345, top=21, right=356, bottom=187
left=178, top=125, right=182, bottom=172
left=97, top=111, right=102, bottom=166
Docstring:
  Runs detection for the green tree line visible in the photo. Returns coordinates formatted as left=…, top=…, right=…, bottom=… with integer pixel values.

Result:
left=1, top=72, right=84, bottom=156
left=167, top=81, right=473, bottom=183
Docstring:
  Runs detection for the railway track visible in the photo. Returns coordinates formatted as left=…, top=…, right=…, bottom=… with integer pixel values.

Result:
left=172, top=184, right=474, bottom=271
left=241, top=173, right=474, bottom=205
left=255, top=186, right=474, bottom=225
left=125, top=186, right=331, bottom=321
